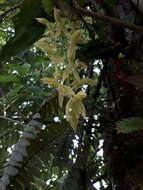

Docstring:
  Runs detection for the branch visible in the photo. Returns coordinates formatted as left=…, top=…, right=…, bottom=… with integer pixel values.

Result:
left=0, top=29, right=14, bottom=34
left=91, top=173, right=106, bottom=185
left=0, top=116, right=26, bottom=127
left=79, top=15, right=95, bottom=40
left=74, top=7, right=143, bottom=33
left=0, top=5, right=20, bottom=21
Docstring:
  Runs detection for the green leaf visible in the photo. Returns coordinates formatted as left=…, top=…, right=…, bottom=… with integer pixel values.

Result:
left=0, top=149, right=8, bottom=165
left=9, top=64, right=31, bottom=76
left=0, top=0, right=47, bottom=61
left=116, top=117, right=143, bottom=133
left=26, top=86, right=43, bottom=96
left=0, top=75, right=19, bottom=83
left=42, top=0, right=53, bottom=17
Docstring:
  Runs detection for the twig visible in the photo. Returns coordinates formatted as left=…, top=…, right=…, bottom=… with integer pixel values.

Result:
left=91, top=173, right=106, bottom=185
left=74, top=7, right=143, bottom=33
left=78, top=15, right=105, bottom=101
left=77, top=9, right=120, bottom=118
left=0, top=5, right=20, bottom=21
left=90, top=145, right=103, bottom=160
left=0, top=29, right=14, bottom=34
left=79, top=15, right=95, bottom=40
left=0, top=116, right=26, bottom=127
left=4, top=99, right=28, bottom=122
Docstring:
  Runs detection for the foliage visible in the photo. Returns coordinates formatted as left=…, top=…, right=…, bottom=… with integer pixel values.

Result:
left=0, top=0, right=47, bottom=61
left=0, top=0, right=142, bottom=189
left=0, top=0, right=105, bottom=189
left=116, top=117, right=143, bottom=133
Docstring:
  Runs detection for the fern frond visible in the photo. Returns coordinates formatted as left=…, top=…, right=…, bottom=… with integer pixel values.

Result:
left=116, top=117, right=143, bottom=133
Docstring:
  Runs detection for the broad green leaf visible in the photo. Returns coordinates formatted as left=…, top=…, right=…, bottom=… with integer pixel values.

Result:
left=6, top=64, right=31, bottom=76
left=17, top=64, right=31, bottom=76
left=26, top=86, right=43, bottom=96
left=0, top=75, right=19, bottom=83
left=0, top=0, right=47, bottom=60
left=6, top=87, right=22, bottom=98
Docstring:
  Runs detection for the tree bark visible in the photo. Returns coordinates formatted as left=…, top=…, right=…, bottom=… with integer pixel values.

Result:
left=102, top=1, right=143, bottom=189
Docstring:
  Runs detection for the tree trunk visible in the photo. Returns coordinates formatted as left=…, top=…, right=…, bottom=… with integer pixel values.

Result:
left=104, top=84, right=143, bottom=190
left=102, top=1, right=143, bottom=189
